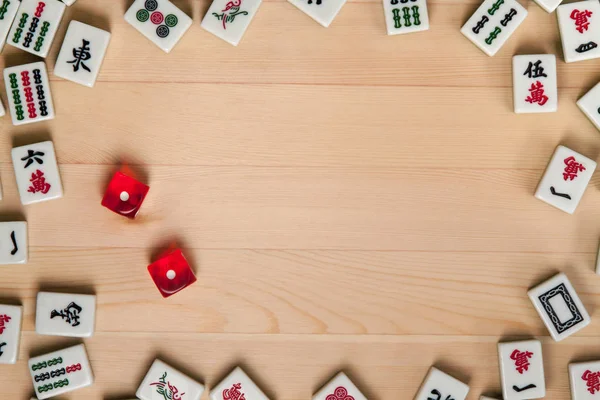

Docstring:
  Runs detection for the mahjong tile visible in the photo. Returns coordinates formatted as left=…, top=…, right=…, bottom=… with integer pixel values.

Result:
left=414, top=367, right=469, bottom=400
left=461, top=0, right=528, bottom=56
left=557, top=0, right=600, bottom=63
left=513, top=54, right=557, bottom=113
left=534, top=145, right=596, bottom=214
left=12, top=141, right=63, bottom=205
left=3, top=61, right=55, bottom=126
left=533, top=0, right=562, bottom=13
left=382, top=0, right=429, bottom=35
left=35, top=292, right=96, bottom=337
left=0, top=96, right=5, bottom=117
left=61, top=0, right=76, bottom=5
left=0, top=222, right=27, bottom=264
left=201, top=0, right=262, bottom=46
left=210, top=367, right=269, bottom=400
left=124, top=0, right=192, bottom=53
left=528, top=272, right=590, bottom=341
left=570, top=360, right=600, bottom=399
left=28, top=343, right=93, bottom=399
left=136, top=359, right=205, bottom=400
left=288, top=0, right=347, bottom=27
left=0, top=304, right=23, bottom=364
left=0, top=0, right=20, bottom=52
left=313, top=372, right=367, bottom=400
left=7, top=0, right=66, bottom=58
left=498, top=340, right=546, bottom=399
left=54, top=21, right=111, bottom=87
left=577, top=81, right=600, bottom=131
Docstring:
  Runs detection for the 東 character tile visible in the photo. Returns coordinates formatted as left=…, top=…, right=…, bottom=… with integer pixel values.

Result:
left=201, top=0, right=262, bottom=46
left=513, top=54, right=557, bottom=113
left=0, top=222, right=27, bottom=265
left=382, top=0, right=429, bottom=35
left=0, top=304, right=23, bottom=364
left=414, top=367, right=469, bottom=400
left=498, top=340, right=546, bottom=399
left=35, top=292, right=96, bottom=337
left=288, top=0, right=347, bottom=27
left=137, top=359, right=205, bottom=400
left=577, top=81, right=600, bottom=131
left=557, top=0, right=600, bottom=62
left=313, top=372, right=367, bottom=400
left=570, top=360, right=600, bottom=399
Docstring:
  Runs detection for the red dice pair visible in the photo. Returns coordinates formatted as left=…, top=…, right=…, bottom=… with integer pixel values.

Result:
left=147, top=249, right=197, bottom=298
left=101, top=171, right=149, bottom=219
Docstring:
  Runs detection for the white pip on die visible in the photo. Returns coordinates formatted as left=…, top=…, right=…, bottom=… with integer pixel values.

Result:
left=534, top=145, right=596, bottom=214
left=12, top=141, right=63, bottom=205
left=54, top=21, right=111, bottom=88
left=414, top=367, right=470, bottom=400
left=577, top=81, right=600, bottom=131
left=0, top=0, right=20, bottom=52
left=528, top=272, right=590, bottom=341
left=0, top=222, right=27, bottom=264
left=570, top=360, right=600, bottom=399
left=498, top=340, right=546, bottom=399
left=211, top=367, right=269, bottom=400
left=8, top=0, right=66, bottom=58
left=4, top=62, right=55, bottom=126
left=29, top=343, right=93, bottom=399
left=125, top=0, right=192, bottom=53
left=288, top=0, right=347, bottom=27
left=201, top=0, right=262, bottom=46
left=137, top=359, right=205, bottom=400
left=36, top=292, right=96, bottom=337
left=513, top=55, right=557, bottom=113
left=0, top=304, right=23, bottom=364
left=461, top=0, right=527, bottom=56
left=382, top=0, right=429, bottom=35
left=313, top=372, right=367, bottom=400
left=557, top=0, right=600, bottom=63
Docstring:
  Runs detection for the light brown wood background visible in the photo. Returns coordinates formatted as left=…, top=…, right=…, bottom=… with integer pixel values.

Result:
left=0, top=0, right=599, bottom=398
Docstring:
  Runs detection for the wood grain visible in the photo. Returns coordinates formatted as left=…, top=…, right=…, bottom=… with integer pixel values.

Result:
left=0, top=0, right=598, bottom=398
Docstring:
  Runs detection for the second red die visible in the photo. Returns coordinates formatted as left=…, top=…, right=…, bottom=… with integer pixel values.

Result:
left=147, top=249, right=197, bottom=298
left=101, top=171, right=149, bottom=219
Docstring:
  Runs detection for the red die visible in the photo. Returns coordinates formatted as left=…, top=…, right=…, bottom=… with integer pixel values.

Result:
left=101, top=171, right=149, bottom=219
left=147, top=249, right=197, bottom=298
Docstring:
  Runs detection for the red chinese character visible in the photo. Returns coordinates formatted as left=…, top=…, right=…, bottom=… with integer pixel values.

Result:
left=27, top=169, right=50, bottom=194
left=582, top=370, right=600, bottom=394
left=563, top=156, right=586, bottom=181
left=510, top=349, right=533, bottom=374
left=326, top=387, right=355, bottom=400
left=525, top=81, right=549, bottom=106
left=571, top=9, right=593, bottom=33
left=0, top=314, right=11, bottom=334
left=223, top=383, right=245, bottom=400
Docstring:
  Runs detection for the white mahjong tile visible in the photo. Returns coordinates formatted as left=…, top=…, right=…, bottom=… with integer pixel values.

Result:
left=7, top=0, right=66, bottom=58
left=513, top=54, right=557, bottom=113
left=577, top=81, right=600, bottom=131
left=570, top=360, right=600, bottom=399
left=498, top=340, right=546, bottom=400
left=0, top=96, right=5, bottom=117
left=136, top=359, right=205, bottom=400
left=11, top=141, right=63, bottom=205
left=28, top=343, right=93, bottom=400
left=124, top=0, right=192, bottom=53
left=210, top=367, right=269, bottom=400
left=3, top=62, right=55, bottom=126
left=313, top=372, right=367, bottom=400
left=461, top=0, right=528, bottom=56
left=528, top=272, right=590, bottom=341
left=288, top=0, right=347, bottom=27
left=35, top=292, right=96, bottom=337
left=382, top=0, right=429, bottom=35
left=0, top=304, right=22, bottom=364
left=0, top=222, right=27, bottom=264
left=414, top=367, right=470, bottom=400
left=557, top=0, right=600, bottom=63
left=533, top=0, right=562, bottom=13
left=534, top=145, right=596, bottom=214
left=54, top=21, right=111, bottom=87
left=201, top=0, right=262, bottom=46
left=61, top=0, right=76, bottom=5
left=0, top=0, right=20, bottom=52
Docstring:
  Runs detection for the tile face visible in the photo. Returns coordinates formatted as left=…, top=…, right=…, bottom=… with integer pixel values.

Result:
left=557, top=0, right=600, bottom=62
left=382, top=0, right=429, bottom=35
left=288, top=0, right=347, bottom=27
left=460, top=0, right=528, bottom=56
left=534, top=145, right=596, bottom=214
left=0, top=0, right=21, bottom=52
left=577, top=81, right=600, bottom=131
left=210, top=367, right=269, bottom=400
left=201, top=0, right=262, bottom=46
left=0, top=304, right=23, bottom=364
left=4, top=62, right=55, bottom=126
left=7, top=0, right=66, bottom=58
left=528, top=272, right=590, bottom=341
left=532, top=0, right=561, bottom=13
left=124, top=0, right=192, bottom=53
left=28, top=344, right=93, bottom=399
left=101, top=171, right=150, bottom=218
left=11, top=141, right=63, bottom=205
left=0, top=222, right=27, bottom=265
left=148, top=249, right=197, bottom=298
left=498, top=340, right=545, bottom=400
left=136, top=359, right=205, bottom=400
left=570, top=360, right=600, bottom=400
left=54, top=21, right=111, bottom=87
left=61, top=0, right=76, bottom=5
left=0, top=96, right=5, bottom=117
left=35, top=292, right=96, bottom=337
left=313, top=372, right=367, bottom=400
left=414, top=367, right=469, bottom=400
left=513, top=54, right=557, bottom=113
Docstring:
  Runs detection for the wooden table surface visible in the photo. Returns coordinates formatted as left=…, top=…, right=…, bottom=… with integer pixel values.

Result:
left=1, top=0, right=600, bottom=398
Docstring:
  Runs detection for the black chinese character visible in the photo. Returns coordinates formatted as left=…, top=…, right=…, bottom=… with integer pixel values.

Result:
left=21, top=150, right=45, bottom=168
left=67, top=39, right=92, bottom=72
left=523, top=60, right=547, bottom=78
left=428, top=389, right=454, bottom=400
left=50, top=302, right=82, bottom=327
left=0, top=342, right=5, bottom=357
